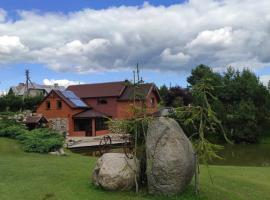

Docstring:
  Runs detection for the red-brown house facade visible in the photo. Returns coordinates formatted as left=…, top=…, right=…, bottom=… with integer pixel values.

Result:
left=36, top=81, right=160, bottom=137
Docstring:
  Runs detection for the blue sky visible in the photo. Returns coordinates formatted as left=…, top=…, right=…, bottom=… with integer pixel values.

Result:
left=0, top=0, right=184, bottom=12
left=0, top=0, right=269, bottom=92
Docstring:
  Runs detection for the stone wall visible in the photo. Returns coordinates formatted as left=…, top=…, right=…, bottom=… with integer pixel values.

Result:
left=48, top=118, right=68, bottom=134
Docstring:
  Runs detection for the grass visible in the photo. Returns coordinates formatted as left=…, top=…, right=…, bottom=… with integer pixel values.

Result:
left=1, top=138, right=270, bottom=200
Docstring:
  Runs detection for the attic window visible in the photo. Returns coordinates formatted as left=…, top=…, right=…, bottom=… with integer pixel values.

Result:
left=97, top=99, right=108, bottom=105
left=46, top=101, right=51, bottom=110
left=57, top=100, right=62, bottom=109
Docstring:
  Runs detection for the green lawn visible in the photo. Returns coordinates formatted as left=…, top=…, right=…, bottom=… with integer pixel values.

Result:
left=1, top=138, right=270, bottom=200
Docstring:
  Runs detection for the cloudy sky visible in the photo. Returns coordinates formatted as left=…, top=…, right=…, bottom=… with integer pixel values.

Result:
left=0, top=0, right=270, bottom=92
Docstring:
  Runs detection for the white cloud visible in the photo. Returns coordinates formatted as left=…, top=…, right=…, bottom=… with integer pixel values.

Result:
left=43, top=79, right=83, bottom=88
left=0, top=36, right=28, bottom=63
left=187, top=27, right=233, bottom=50
left=0, top=35, right=27, bottom=54
left=0, top=0, right=270, bottom=72
left=161, top=48, right=190, bottom=64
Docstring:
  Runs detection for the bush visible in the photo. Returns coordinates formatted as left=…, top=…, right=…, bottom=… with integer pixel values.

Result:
left=19, top=129, right=64, bottom=153
left=0, top=125, right=27, bottom=139
left=0, top=120, right=27, bottom=139
left=0, top=119, right=18, bottom=129
left=0, top=119, right=64, bottom=153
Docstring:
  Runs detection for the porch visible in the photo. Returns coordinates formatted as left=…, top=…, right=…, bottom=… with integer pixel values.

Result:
left=72, top=109, right=110, bottom=137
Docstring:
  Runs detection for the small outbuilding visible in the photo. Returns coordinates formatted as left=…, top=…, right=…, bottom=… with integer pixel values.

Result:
left=25, top=115, right=48, bottom=130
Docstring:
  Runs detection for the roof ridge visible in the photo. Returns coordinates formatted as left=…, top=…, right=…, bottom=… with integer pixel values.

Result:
left=68, top=80, right=128, bottom=87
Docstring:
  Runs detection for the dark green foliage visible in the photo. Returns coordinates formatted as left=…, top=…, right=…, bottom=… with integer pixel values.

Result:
left=187, top=64, right=222, bottom=87
left=19, top=129, right=64, bottom=153
left=0, top=111, right=20, bottom=117
left=187, top=65, right=270, bottom=143
left=22, top=96, right=44, bottom=110
left=158, top=84, right=170, bottom=106
left=169, top=79, right=227, bottom=163
left=0, top=119, right=20, bottom=129
left=159, top=85, right=192, bottom=107
left=0, top=95, right=23, bottom=112
left=0, top=94, right=43, bottom=112
left=0, top=120, right=27, bottom=138
left=0, top=125, right=27, bottom=139
left=0, top=119, right=64, bottom=153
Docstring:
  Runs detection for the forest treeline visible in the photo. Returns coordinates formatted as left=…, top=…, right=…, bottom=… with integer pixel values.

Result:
left=160, top=65, right=270, bottom=143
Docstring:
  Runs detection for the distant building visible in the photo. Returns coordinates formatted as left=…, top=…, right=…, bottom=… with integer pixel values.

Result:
left=9, top=83, right=65, bottom=97
left=36, top=81, right=161, bottom=137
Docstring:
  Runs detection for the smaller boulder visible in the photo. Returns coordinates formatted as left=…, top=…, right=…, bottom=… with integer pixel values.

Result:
left=92, top=153, right=139, bottom=191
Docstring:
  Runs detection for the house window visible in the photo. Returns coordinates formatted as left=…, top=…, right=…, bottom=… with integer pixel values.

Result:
left=150, top=97, right=155, bottom=108
left=74, top=119, right=91, bottom=131
left=97, top=99, right=108, bottom=105
left=57, top=100, right=62, bottom=109
left=95, top=118, right=108, bottom=131
left=46, top=101, right=51, bottom=110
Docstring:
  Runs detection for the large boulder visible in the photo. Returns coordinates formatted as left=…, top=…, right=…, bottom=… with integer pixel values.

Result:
left=146, top=117, right=195, bottom=195
left=92, top=153, right=140, bottom=191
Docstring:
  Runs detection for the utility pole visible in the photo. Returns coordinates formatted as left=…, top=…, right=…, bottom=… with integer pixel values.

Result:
left=25, top=69, right=29, bottom=95
left=25, top=69, right=35, bottom=97
left=136, top=63, right=140, bottom=83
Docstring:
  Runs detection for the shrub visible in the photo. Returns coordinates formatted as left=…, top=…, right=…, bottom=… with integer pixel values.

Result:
left=0, top=120, right=27, bottom=139
left=0, top=125, right=27, bottom=139
left=20, top=129, right=64, bottom=153
left=0, top=111, right=19, bottom=118
left=0, top=119, right=65, bottom=153
left=0, top=119, right=18, bottom=129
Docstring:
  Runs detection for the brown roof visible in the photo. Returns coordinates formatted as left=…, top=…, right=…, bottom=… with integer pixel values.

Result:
left=73, top=109, right=109, bottom=118
left=67, top=81, right=127, bottom=98
left=119, top=83, right=152, bottom=101
left=25, top=116, right=48, bottom=124
left=66, top=81, right=160, bottom=102
left=119, top=83, right=161, bottom=101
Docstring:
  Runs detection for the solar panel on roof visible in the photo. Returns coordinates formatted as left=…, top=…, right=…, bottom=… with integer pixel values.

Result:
left=60, top=90, right=88, bottom=107
left=69, top=99, right=88, bottom=107
left=61, top=91, right=78, bottom=99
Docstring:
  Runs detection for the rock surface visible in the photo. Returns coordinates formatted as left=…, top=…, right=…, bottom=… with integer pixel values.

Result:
left=49, top=148, right=66, bottom=156
left=146, top=117, right=195, bottom=195
left=92, top=153, right=139, bottom=191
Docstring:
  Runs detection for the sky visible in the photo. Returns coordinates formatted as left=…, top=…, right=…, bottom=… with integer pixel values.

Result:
left=0, top=0, right=270, bottom=93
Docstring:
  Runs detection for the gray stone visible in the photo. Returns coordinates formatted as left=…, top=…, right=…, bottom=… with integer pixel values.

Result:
left=92, top=153, right=140, bottom=191
left=49, top=148, right=66, bottom=156
left=146, top=117, right=195, bottom=195
left=49, top=118, right=68, bottom=134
